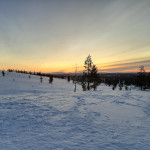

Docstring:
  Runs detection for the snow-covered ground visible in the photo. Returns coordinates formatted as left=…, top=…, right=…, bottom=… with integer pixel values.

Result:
left=0, top=71, right=150, bottom=150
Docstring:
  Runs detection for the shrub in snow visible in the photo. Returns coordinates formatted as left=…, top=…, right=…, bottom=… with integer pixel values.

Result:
left=49, top=75, right=53, bottom=84
left=2, top=71, right=5, bottom=76
left=40, top=76, right=43, bottom=83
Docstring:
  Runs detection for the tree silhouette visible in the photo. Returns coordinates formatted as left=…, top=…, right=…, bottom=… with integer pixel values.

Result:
left=83, top=55, right=99, bottom=90
left=49, top=75, right=53, bottom=84
left=84, top=54, right=93, bottom=76
left=90, top=65, right=99, bottom=90
left=40, top=76, right=43, bottom=83
left=90, top=65, right=98, bottom=80
left=84, top=55, right=93, bottom=90
left=2, top=71, right=5, bottom=76
left=137, top=66, right=146, bottom=90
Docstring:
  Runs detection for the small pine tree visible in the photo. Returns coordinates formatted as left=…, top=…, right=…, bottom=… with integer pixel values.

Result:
left=83, top=55, right=99, bottom=90
left=137, top=66, right=146, bottom=90
left=119, top=80, right=123, bottom=90
left=67, top=76, right=70, bottom=82
left=125, top=85, right=128, bottom=91
left=49, top=75, right=53, bottom=83
left=40, top=76, right=43, bottom=83
left=2, top=71, right=5, bottom=76
left=90, top=65, right=99, bottom=80
left=147, top=72, right=150, bottom=89
left=84, top=55, right=93, bottom=76
left=90, top=65, right=99, bottom=90
left=84, top=55, right=93, bottom=90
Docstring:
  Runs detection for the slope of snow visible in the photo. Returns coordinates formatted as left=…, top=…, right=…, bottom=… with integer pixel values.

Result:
left=0, top=71, right=150, bottom=150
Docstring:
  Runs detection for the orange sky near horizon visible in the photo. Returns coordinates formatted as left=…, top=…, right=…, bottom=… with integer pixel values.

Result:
left=1, top=55, right=150, bottom=73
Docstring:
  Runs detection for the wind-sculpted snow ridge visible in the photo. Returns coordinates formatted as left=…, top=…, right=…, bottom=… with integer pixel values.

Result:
left=0, top=71, right=150, bottom=150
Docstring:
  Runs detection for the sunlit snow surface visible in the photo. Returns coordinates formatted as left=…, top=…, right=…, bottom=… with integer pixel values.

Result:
left=0, top=72, right=150, bottom=150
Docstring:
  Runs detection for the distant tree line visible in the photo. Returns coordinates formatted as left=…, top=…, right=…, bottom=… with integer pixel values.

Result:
left=5, top=56, right=150, bottom=91
left=7, top=69, right=54, bottom=84
left=99, top=70, right=150, bottom=91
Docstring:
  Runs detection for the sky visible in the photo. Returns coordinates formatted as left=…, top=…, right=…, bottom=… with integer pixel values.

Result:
left=0, top=0, right=150, bottom=73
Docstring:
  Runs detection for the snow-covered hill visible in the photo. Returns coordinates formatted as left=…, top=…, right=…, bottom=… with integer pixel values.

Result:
left=0, top=71, right=150, bottom=150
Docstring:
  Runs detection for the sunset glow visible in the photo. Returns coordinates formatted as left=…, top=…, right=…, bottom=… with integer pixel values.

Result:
left=0, top=0, right=150, bottom=73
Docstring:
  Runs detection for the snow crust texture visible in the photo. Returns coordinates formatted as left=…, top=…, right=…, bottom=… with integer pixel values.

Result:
left=0, top=72, right=150, bottom=150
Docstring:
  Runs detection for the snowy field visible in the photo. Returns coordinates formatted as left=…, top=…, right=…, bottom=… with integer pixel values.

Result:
left=0, top=71, right=150, bottom=150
